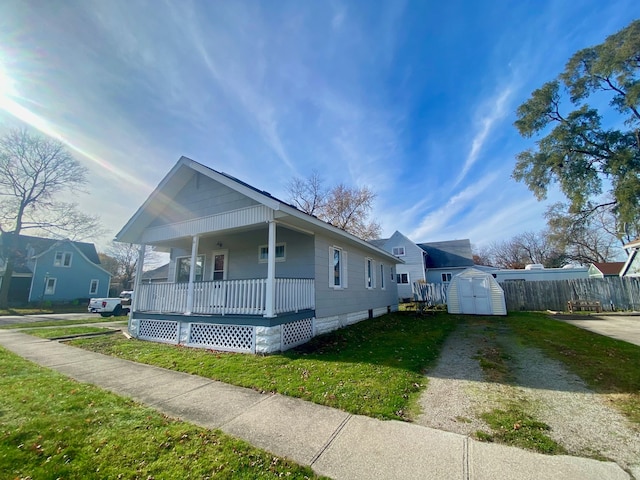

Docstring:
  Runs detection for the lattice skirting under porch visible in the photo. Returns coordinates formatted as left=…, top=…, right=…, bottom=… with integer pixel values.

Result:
left=281, top=317, right=314, bottom=350
left=187, top=323, right=255, bottom=353
left=133, top=316, right=317, bottom=354
left=138, top=319, right=179, bottom=344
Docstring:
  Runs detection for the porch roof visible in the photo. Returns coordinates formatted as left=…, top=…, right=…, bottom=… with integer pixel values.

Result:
left=116, top=156, right=401, bottom=264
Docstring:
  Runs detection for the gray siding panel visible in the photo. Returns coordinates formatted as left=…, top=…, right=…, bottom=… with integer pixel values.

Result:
left=150, top=173, right=259, bottom=227
left=314, top=235, right=398, bottom=319
left=383, top=231, right=425, bottom=300
left=426, top=267, right=468, bottom=284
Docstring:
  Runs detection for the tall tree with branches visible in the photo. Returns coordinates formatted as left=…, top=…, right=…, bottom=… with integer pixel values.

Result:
left=101, top=241, right=158, bottom=291
left=479, top=231, right=566, bottom=268
left=286, top=173, right=381, bottom=240
left=513, top=19, right=640, bottom=241
left=546, top=202, right=629, bottom=264
left=0, top=128, right=102, bottom=308
left=286, top=171, right=327, bottom=216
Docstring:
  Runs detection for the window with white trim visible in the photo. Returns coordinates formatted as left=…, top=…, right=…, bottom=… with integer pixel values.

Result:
left=441, top=272, right=452, bottom=282
left=54, top=251, right=73, bottom=267
left=392, top=246, right=405, bottom=257
left=89, top=279, right=99, bottom=295
left=329, top=246, right=348, bottom=288
left=44, top=277, right=57, bottom=295
left=397, top=273, right=409, bottom=284
left=365, top=258, right=375, bottom=289
left=176, top=255, right=205, bottom=283
left=258, top=243, right=286, bottom=263
left=380, top=264, right=385, bottom=289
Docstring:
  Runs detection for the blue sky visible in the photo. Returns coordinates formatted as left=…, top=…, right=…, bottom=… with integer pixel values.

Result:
left=0, top=1, right=637, bottom=253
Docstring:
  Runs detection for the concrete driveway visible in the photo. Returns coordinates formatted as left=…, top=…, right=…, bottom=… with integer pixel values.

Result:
left=554, top=314, right=640, bottom=347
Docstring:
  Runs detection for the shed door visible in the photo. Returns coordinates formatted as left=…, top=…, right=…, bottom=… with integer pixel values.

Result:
left=471, top=277, right=492, bottom=315
left=458, top=276, right=492, bottom=315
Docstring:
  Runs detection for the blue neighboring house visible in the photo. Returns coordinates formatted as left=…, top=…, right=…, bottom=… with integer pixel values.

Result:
left=0, top=233, right=111, bottom=304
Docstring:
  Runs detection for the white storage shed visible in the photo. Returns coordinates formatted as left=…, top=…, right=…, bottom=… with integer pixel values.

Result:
left=447, top=268, right=507, bottom=316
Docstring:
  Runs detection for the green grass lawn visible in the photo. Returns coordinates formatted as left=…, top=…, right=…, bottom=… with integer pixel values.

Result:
left=0, top=347, right=323, bottom=479
left=505, top=312, right=640, bottom=424
left=26, top=326, right=114, bottom=339
left=70, top=312, right=458, bottom=420
left=478, top=403, right=566, bottom=455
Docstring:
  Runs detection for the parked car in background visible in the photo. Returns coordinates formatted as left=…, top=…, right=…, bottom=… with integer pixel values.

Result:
left=88, top=290, right=133, bottom=317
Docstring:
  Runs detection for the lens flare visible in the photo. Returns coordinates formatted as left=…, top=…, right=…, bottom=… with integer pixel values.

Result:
left=0, top=63, right=18, bottom=100
left=0, top=57, right=151, bottom=191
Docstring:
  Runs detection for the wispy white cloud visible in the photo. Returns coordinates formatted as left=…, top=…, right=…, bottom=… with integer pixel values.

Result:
left=454, top=86, right=513, bottom=187
left=169, top=2, right=299, bottom=174
left=463, top=196, right=541, bottom=246
left=409, top=172, right=499, bottom=241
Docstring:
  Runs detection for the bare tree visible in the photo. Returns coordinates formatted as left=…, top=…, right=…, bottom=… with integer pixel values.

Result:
left=287, top=174, right=381, bottom=240
left=0, top=129, right=103, bottom=308
left=487, top=238, right=529, bottom=269
left=472, top=244, right=493, bottom=266
left=98, top=252, right=120, bottom=278
left=516, top=231, right=566, bottom=267
left=103, top=242, right=158, bottom=291
left=286, top=171, right=327, bottom=216
left=482, top=231, right=565, bottom=269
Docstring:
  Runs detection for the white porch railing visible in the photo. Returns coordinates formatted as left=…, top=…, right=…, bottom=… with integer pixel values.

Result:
left=136, top=278, right=315, bottom=316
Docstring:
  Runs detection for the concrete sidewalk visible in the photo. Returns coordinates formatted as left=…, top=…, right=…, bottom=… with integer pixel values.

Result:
left=0, top=312, right=104, bottom=326
left=0, top=330, right=631, bottom=480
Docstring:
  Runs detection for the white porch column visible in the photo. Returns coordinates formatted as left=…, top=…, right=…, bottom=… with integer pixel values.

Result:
left=185, top=235, right=199, bottom=315
left=264, top=220, right=276, bottom=318
left=131, top=244, right=146, bottom=313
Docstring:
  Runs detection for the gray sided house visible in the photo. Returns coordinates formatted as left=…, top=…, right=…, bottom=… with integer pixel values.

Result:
left=372, top=231, right=474, bottom=300
left=418, top=239, right=475, bottom=284
left=117, top=156, right=401, bottom=354
left=0, top=234, right=110, bottom=304
left=370, top=231, right=427, bottom=300
left=139, top=263, right=170, bottom=283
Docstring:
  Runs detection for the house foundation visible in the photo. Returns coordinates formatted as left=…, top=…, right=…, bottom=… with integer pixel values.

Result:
left=128, top=305, right=396, bottom=354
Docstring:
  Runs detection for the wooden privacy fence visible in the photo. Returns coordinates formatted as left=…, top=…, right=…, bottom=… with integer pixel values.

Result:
left=500, top=277, right=640, bottom=312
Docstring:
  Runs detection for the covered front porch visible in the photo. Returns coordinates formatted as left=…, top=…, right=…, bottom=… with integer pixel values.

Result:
left=126, top=203, right=319, bottom=353
left=135, top=277, right=315, bottom=316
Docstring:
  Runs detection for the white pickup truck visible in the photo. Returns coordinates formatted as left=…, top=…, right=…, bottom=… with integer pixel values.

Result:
left=88, top=290, right=133, bottom=317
